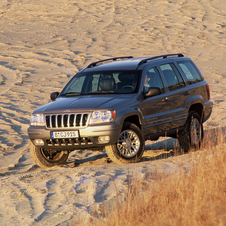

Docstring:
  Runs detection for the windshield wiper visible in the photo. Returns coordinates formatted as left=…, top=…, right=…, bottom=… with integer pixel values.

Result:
left=88, top=91, right=115, bottom=94
left=61, top=92, right=81, bottom=96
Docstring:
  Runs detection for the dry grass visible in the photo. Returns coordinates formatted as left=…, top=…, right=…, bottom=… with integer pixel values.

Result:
left=88, top=127, right=226, bottom=226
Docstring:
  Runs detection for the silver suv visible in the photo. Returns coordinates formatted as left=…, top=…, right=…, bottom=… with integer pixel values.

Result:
left=27, top=53, right=213, bottom=168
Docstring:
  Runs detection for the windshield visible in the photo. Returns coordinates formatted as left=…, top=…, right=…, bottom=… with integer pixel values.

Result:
left=61, top=71, right=141, bottom=96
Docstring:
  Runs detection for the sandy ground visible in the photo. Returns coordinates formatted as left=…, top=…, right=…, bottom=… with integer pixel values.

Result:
left=0, top=0, right=226, bottom=225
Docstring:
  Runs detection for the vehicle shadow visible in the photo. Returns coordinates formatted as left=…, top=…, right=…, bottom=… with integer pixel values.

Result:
left=142, top=126, right=226, bottom=162
left=141, top=137, right=184, bottom=162
left=64, top=150, right=110, bottom=168
left=64, top=138, right=181, bottom=168
left=64, top=126, right=226, bottom=167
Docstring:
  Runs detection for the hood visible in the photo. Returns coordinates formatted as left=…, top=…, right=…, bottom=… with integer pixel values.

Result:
left=33, top=95, right=134, bottom=114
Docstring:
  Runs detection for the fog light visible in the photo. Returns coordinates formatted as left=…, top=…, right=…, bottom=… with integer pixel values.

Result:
left=98, top=136, right=110, bottom=144
left=34, top=139, right=44, bottom=146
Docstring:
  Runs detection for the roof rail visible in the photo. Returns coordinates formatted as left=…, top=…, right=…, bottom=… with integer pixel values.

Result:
left=87, top=56, right=133, bottom=68
left=137, top=53, right=184, bottom=67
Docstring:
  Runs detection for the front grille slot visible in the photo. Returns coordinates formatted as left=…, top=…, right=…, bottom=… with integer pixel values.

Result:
left=76, top=114, right=81, bottom=126
left=57, top=115, right=62, bottom=127
left=52, top=115, right=56, bottom=127
left=63, top=115, right=68, bottom=127
left=45, top=113, right=89, bottom=128
left=69, top=114, right=75, bottom=127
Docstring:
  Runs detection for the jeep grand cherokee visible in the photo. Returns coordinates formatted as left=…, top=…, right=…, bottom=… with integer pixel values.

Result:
left=27, top=53, right=213, bottom=168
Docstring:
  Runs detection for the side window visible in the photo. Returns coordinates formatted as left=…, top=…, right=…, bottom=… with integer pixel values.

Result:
left=144, top=67, right=164, bottom=93
left=160, top=63, right=185, bottom=90
left=178, top=60, right=202, bottom=84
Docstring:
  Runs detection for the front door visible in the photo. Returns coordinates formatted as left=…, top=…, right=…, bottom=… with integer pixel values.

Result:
left=139, top=66, right=173, bottom=136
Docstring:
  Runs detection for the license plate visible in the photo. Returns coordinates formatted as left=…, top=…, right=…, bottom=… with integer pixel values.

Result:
left=51, top=131, right=79, bottom=139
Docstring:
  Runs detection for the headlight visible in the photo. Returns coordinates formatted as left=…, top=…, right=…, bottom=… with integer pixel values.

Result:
left=90, top=110, right=115, bottom=124
left=30, top=114, right=45, bottom=126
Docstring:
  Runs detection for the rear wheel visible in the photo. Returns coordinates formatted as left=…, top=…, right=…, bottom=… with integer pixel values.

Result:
left=105, top=123, right=145, bottom=164
left=29, top=142, right=69, bottom=168
left=178, top=111, right=203, bottom=152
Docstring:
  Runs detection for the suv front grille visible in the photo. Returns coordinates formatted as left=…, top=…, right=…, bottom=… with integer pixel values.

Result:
left=45, top=113, right=90, bottom=128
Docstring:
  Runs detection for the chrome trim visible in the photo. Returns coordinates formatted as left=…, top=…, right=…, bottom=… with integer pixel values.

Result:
left=45, top=113, right=90, bottom=129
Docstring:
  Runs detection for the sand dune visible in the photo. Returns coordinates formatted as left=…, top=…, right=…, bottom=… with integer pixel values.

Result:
left=0, top=0, right=226, bottom=225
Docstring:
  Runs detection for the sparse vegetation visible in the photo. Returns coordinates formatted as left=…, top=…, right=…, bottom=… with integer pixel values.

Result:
left=88, top=127, right=226, bottom=226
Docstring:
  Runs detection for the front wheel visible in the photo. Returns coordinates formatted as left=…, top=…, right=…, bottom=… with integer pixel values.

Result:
left=178, top=111, right=203, bottom=152
left=105, top=123, right=145, bottom=164
left=29, top=142, right=69, bottom=168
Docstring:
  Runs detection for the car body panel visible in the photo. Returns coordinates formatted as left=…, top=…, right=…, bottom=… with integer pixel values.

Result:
left=33, top=95, right=135, bottom=114
left=27, top=54, right=213, bottom=153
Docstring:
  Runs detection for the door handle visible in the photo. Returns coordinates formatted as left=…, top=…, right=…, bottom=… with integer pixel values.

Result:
left=183, top=91, right=190, bottom=96
left=162, top=97, right=169, bottom=102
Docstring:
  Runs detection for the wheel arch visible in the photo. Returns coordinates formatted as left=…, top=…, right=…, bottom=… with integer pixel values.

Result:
left=189, top=103, right=204, bottom=122
left=117, top=108, right=143, bottom=130
left=124, top=114, right=142, bottom=129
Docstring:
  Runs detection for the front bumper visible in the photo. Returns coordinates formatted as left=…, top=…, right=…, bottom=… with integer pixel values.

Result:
left=27, top=122, right=121, bottom=150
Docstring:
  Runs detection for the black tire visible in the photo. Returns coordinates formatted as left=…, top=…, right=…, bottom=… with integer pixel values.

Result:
left=29, top=142, right=69, bottom=168
left=178, top=111, right=203, bottom=152
left=105, top=123, right=145, bottom=164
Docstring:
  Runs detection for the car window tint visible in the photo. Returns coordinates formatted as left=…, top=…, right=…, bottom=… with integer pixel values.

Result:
left=91, top=74, right=99, bottom=91
left=160, top=63, right=184, bottom=90
left=178, top=60, right=202, bottom=84
left=64, top=75, right=86, bottom=93
left=171, top=63, right=185, bottom=87
left=115, top=72, right=139, bottom=92
left=144, top=67, right=164, bottom=93
left=61, top=71, right=141, bottom=95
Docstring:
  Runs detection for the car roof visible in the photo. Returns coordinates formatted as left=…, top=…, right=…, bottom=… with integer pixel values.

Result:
left=82, top=53, right=186, bottom=72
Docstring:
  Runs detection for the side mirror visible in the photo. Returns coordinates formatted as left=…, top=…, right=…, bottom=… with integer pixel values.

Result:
left=50, top=92, right=59, bottom=101
left=144, top=87, right=161, bottom=98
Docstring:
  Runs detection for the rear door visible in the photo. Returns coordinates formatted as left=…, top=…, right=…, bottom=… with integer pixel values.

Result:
left=158, top=62, right=188, bottom=129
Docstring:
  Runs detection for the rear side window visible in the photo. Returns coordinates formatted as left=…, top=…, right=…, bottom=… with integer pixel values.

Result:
left=178, top=60, right=202, bottom=84
left=160, top=63, right=185, bottom=91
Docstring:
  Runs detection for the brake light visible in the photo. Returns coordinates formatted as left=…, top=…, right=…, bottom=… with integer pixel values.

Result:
left=206, top=84, right=210, bottom=100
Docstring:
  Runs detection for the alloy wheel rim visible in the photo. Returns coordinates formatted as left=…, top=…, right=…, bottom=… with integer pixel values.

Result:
left=117, top=129, right=140, bottom=158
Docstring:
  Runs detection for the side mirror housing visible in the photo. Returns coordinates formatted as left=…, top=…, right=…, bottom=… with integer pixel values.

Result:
left=144, top=87, right=161, bottom=98
left=50, top=92, right=59, bottom=101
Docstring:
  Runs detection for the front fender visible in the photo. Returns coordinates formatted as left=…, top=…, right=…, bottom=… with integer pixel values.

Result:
left=116, top=107, right=144, bottom=129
